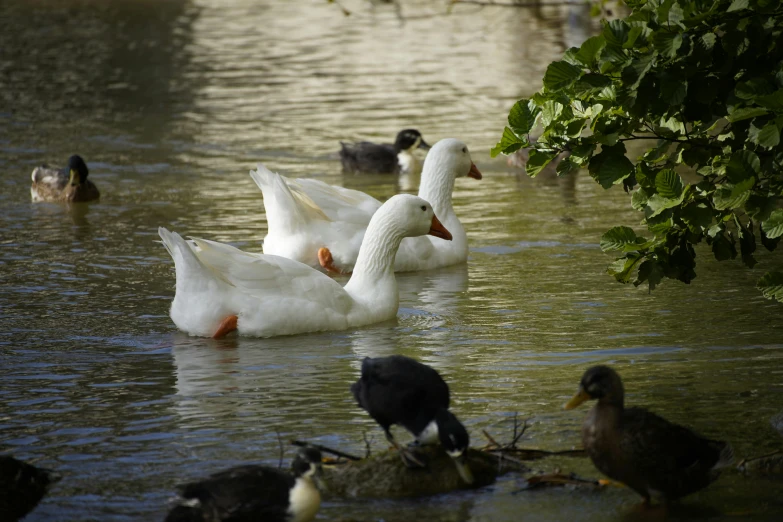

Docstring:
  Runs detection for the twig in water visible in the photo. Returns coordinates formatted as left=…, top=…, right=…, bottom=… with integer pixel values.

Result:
left=291, top=440, right=363, bottom=461
left=482, top=429, right=502, bottom=449
left=509, top=417, right=529, bottom=448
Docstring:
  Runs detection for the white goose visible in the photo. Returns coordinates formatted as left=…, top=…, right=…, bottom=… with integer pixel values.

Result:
left=255, top=138, right=482, bottom=274
left=158, top=194, right=452, bottom=339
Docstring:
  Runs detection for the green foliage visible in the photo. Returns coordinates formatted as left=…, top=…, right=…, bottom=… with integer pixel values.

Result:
left=493, top=0, right=783, bottom=302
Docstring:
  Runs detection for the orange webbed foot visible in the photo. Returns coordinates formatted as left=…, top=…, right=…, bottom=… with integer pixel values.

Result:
left=213, top=315, right=238, bottom=339
left=318, top=247, right=350, bottom=275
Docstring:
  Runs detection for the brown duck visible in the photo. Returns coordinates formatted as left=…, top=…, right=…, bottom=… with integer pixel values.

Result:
left=31, top=155, right=100, bottom=202
left=565, top=365, right=733, bottom=504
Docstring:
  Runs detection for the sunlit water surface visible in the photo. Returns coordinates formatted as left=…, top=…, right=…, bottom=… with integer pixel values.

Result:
left=1, top=0, right=782, bottom=520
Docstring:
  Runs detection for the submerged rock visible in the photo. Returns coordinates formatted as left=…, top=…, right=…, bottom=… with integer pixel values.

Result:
left=320, top=445, right=527, bottom=499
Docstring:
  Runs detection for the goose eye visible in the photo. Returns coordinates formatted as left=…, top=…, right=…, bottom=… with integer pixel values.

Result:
left=420, top=205, right=426, bottom=211
left=462, top=147, right=467, bottom=153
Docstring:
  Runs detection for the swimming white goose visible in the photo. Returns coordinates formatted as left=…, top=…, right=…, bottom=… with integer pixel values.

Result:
left=255, top=138, right=481, bottom=274
left=158, top=194, right=452, bottom=339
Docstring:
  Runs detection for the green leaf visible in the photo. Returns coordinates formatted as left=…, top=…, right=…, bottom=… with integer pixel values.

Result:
left=680, top=202, right=713, bottom=233
left=631, top=187, right=650, bottom=211
left=655, top=169, right=684, bottom=199
left=727, top=0, right=749, bottom=11
left=543, top=61, right=583, bottom=91
left=762, top=209, right=783, bottom=239
left=652, top=30, right=683, bottom=59
left=525, top=149, right=557, bottom=178
left=575, top=36, right=606, bottom=68
left=746, top=195, right=778, bottom=222
left=602, top=20, right=628, bottom=47
left=758, top=122, right=781, bottom=148
left=660, top=77, right=687, bottom=105
left=700, top=33, right=716, bottom=50
left=622, top=54, right=655, bottom=89
left=713, top=178, right=756, bottom=210
left=726, top=150, right=760, bottom=183
left=635, top=259, right=664, bottom=290
left=760, top=226, right=781, bottom=251
left=607, top=254, right=643, bottom=283
left=756, top=89, right=783, bottom=110
left=508, top=100, right=540, bottom=136
left=668, top=2, right=684, bottom=25
left=588, top=144, right=635, bottom=189
left=727, top=107, right=770, bottom=122
left=736, top=218, right=757, bottom=268
left=490, top=127, right=526, bottom=158
left=757, top=271, right=783, bottom=303
left=600, top=226, right=640, bottom=252
left=646, top=194, right=681, bottom=217
left=711, top=232, right=737, bottom=261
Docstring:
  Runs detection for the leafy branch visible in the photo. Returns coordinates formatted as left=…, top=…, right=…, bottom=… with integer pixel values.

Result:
left=493, top=0, right=783, bottom=302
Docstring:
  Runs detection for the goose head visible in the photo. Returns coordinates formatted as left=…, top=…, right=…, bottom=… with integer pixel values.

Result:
left=425, top=138, right=482, bottom=181
left=370, top=194, right=452, bottom=242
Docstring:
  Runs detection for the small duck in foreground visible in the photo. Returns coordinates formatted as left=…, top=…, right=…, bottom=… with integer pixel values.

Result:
left=351, top=355, right=473, bottom=484
left=165, top=447, right=323, bottom=522
left=30, top=154, right=99, bottom=202
left=565, top=365, right=734, bottom=505
left=0, top=455, right=62, bottom=521
left=339, top=128, right=431, bottom=174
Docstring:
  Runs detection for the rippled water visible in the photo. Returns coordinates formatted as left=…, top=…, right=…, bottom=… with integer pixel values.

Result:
left=1, top=0, right=782, bottom=520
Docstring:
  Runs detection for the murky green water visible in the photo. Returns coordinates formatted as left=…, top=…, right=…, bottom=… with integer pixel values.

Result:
left=1, top=0, right=782, bottom=520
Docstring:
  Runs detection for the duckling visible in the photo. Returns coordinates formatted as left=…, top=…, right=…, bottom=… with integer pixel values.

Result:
left=565, top=365, right=734, bottom=505
left=351, top=355, right=473, bottom=484
left=0, top=455, right=61, bottom=521
left=339, top=129, right=431, bottom=174
left=165, top=447, right=323, bottom=522
left=30, top=155, right=99, bottom=202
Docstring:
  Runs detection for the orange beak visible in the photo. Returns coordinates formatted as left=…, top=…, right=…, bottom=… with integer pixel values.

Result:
left=428, top=215, right=452, bottom=241
left=467, top=162, right=482, bottom=180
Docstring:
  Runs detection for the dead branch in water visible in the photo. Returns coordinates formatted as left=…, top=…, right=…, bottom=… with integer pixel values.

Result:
left=290, top=440, right=362, bottom=461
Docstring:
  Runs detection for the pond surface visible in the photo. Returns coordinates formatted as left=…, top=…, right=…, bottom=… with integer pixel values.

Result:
left=1, top=0, right=782, bottom=520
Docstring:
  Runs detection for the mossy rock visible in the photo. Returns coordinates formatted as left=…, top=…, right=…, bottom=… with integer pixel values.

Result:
left=320, top=446, right=527, bottom=499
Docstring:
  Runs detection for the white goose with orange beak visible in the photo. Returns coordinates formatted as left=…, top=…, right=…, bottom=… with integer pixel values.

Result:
left=158, top=195, right=451, bottom=339
left=255, top=138, right=482, bottom=274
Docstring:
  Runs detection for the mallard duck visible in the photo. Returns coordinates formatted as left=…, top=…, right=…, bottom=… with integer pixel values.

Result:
left=255, top=138, right=481, bottom=274
left=0, top=455, right=61, bottom=521
left=30, top=154, right=99, bottom=202
left=339, top=128, right=431, bottom=174
left=165, top=447, right=323, bottom=522
left=351, top=355, right=473, bottom=484
left=565, top=365, right=734, bottom=504
left=158, top=194, right=452, bottom=338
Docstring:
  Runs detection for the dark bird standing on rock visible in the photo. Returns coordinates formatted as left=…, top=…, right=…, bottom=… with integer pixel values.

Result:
left=339, top=129, right=431, bottom=174
left=30, top=154, right=100, bottom=203
left=0, top=455, right=61, bottom=521
left=351, top=355, right=473, bottom=484
left=565, top=365, right=734, bottom=505
left=165, top=447, right=323, bottom=522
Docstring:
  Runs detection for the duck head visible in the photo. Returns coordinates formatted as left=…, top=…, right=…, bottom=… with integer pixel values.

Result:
left=394, top=129, right=431, bottom=152
left=565, top=365, right=625, bottom=409
left=435, top=409, right=473, bottom=484
left=291, top=447, right=323, bottom=479
left=67, top=155, right=90, bottom=187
